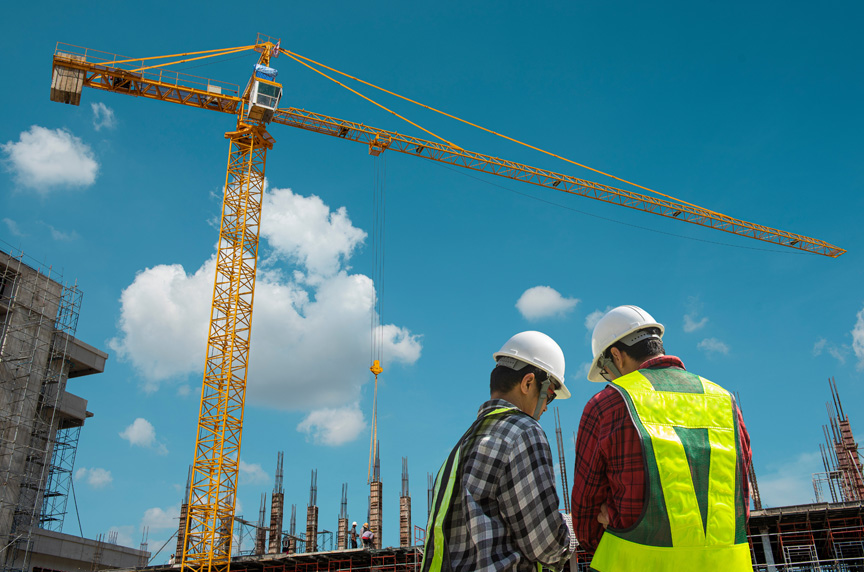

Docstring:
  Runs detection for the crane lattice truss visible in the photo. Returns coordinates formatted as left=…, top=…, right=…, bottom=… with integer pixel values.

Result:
left=48, top=36, right=845, bottom=572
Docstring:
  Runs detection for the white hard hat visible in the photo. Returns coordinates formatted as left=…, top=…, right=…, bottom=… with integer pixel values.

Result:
left=493, top=331, right=570, bottom=399
left=588, top=305, right=664, bottom=382
left=352, top=521, right=357, bottom=526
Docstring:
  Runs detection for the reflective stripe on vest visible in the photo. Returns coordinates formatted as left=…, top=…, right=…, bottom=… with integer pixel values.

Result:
left=420, top=406, right=518, bottom=572
left=590, top=368, right=751, bottom=572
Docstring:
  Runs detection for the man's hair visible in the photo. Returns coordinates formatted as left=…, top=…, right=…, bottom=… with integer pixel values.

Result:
left=605, top=327, right=665, bottom=363
left=490, top=362, right=547, bottom=395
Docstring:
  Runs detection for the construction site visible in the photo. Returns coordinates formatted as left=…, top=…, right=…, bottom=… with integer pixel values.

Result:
left=0, top=27, right=860, bottom=572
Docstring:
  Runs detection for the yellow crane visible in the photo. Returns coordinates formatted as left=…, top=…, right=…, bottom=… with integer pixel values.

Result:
left=48, top=34, right=845, bottom=572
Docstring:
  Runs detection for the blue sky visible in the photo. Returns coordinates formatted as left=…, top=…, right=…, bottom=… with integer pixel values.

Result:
left=2, top=0, right=863, bottom=559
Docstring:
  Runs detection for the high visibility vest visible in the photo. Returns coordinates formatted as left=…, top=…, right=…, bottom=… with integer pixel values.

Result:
left=422, top=406, right=547, bottom=572
left=590, top=368, right=751, bottom=572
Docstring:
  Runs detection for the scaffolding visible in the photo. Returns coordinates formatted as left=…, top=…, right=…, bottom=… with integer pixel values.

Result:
left=39, top=424, right=81, bottom=531
left=0, top=248, right=83, bottom=572
left=399, top=458, right=411, bottom=548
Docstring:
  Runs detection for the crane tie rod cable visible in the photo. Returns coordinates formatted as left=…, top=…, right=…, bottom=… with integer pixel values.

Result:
left=280, top=50, right=462, bottom=150
left=100, top=45, right=256, bottom=68
left=281, top=48, right=720, bottom=216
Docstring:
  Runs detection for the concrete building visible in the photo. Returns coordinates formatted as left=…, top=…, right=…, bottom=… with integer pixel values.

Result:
left=0, top=249, right=147, bottom=572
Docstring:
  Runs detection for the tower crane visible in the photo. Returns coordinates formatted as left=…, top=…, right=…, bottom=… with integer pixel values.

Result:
left=48, top=34, right=845, bottom=572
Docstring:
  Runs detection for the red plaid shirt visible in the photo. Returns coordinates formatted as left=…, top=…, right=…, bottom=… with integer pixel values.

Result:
left=570, top=355, right=751, bottom=551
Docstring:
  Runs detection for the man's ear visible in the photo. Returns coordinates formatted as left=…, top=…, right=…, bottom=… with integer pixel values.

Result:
left=520, top=372, right=535, bottom=395
left=611, top=347, right=623, bottom=370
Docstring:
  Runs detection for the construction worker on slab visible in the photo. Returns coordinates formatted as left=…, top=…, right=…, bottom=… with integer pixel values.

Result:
left=571, top=305, right=752, bottom=571
left=421, top=331, right=576, bottom=572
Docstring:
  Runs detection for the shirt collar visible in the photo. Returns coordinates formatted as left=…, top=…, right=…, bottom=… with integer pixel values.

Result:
left=478, top=398, right=522, bottom=417
left=638, top=354, right=686, bottom=370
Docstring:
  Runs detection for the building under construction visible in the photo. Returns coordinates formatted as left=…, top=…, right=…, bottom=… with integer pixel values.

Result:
left=0, top=248, right=147, bottom=572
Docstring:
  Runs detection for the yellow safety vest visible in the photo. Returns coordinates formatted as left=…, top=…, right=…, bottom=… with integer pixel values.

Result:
left=590, top=368, right=751, bottom=572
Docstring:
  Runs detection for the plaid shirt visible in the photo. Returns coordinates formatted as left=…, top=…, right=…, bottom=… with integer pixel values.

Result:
left=570, top=356, right=752, bottom=551
left=433, top=398, right=572, bottom=571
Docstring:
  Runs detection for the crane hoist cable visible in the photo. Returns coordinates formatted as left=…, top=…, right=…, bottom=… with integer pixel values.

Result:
left=281, top=47, right=719, bottom=216
left=368, top=152, right=386, bottom=485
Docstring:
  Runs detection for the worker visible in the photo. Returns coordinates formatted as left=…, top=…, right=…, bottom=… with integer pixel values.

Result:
left=349, top=521, right=358, bottom=549
left=571, top=305, right=752, bottom=571
left=361, top=523, right=374, bottom=549
left=421, top=331, right=576, bottom=572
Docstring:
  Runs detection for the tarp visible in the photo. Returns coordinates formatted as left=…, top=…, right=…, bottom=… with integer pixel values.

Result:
left=254, top=64, right=278, bottom=81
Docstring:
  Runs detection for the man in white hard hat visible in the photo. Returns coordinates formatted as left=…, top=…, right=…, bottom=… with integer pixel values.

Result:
left=421, top=331, right=576, bottom=572
left=571, top=305, right=752, bottom=571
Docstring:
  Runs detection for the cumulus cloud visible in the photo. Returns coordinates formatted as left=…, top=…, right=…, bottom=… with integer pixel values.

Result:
left=758, top=451, right=821, bottom=507
left=75, top=467, right=113, bottom=489
left=515, top=286, right=579, bottom=321
left=108, top=262, right=213, bottom=386
left=1, top=126, right=98, bottom=192
left=261, top=187, right=366, bottom=279
left=698, top=338, right=729, bottom=356
left=297, top=403, right=367, bottom=446
left=853, top=307, right=864, bottom=370
left=238, top=460, right=269, bottom=485
left=109, top=186, right=422, bottom=413
left=142, top=505, right=180, bottom=530
left=91, top=102, right=116, bottom=131
left=119, top=418, right=168, bottom=455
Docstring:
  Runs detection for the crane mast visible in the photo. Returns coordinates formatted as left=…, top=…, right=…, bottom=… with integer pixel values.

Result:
left=181, top=40, right=281, bottom=572
left=47, top=34, right=845, bottom=572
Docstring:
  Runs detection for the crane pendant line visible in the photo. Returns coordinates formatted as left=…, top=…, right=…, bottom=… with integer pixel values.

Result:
left=182, top=124, right=272, bottom=572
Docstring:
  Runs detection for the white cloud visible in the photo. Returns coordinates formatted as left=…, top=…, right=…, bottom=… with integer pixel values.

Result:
left=109, top=186, right=422, bottom=413
left=297, top=403, right=367, bottom=446
left=261, top=187, right=367, bottom=279
left=853, top=307, right=864, bottom=370
left=142, top=505, right=180, bottom=530
left=1, top=126, right=98, bottom=192
left=683, top=314, right=708, bottom=333
left=758, top=451, right=821, bottom=507
left=814, top=337, right=849, bottom=365
left=585, top=307, right=612, bottom=331
left=47, top=224, right=78, bottom=241
left=75, top=467, right=113, bottom=489
left=682, top=297, right=708, bottom=333
left=91, top=102, right=116, bottom=131
left=813, top=338, right=827, bottom=356
left=238, top=460, right=269, bottom=485
left=3, top=218, right=23, bottom=237
left=108, top=262, right=213, bottom=386
left=698, top=337, right=729, bottom=355
left=176, top=384, right=191, bottom=397
left=515, top=286, right=579, bottom=321
left=119, top=418, right=168, bottom=455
